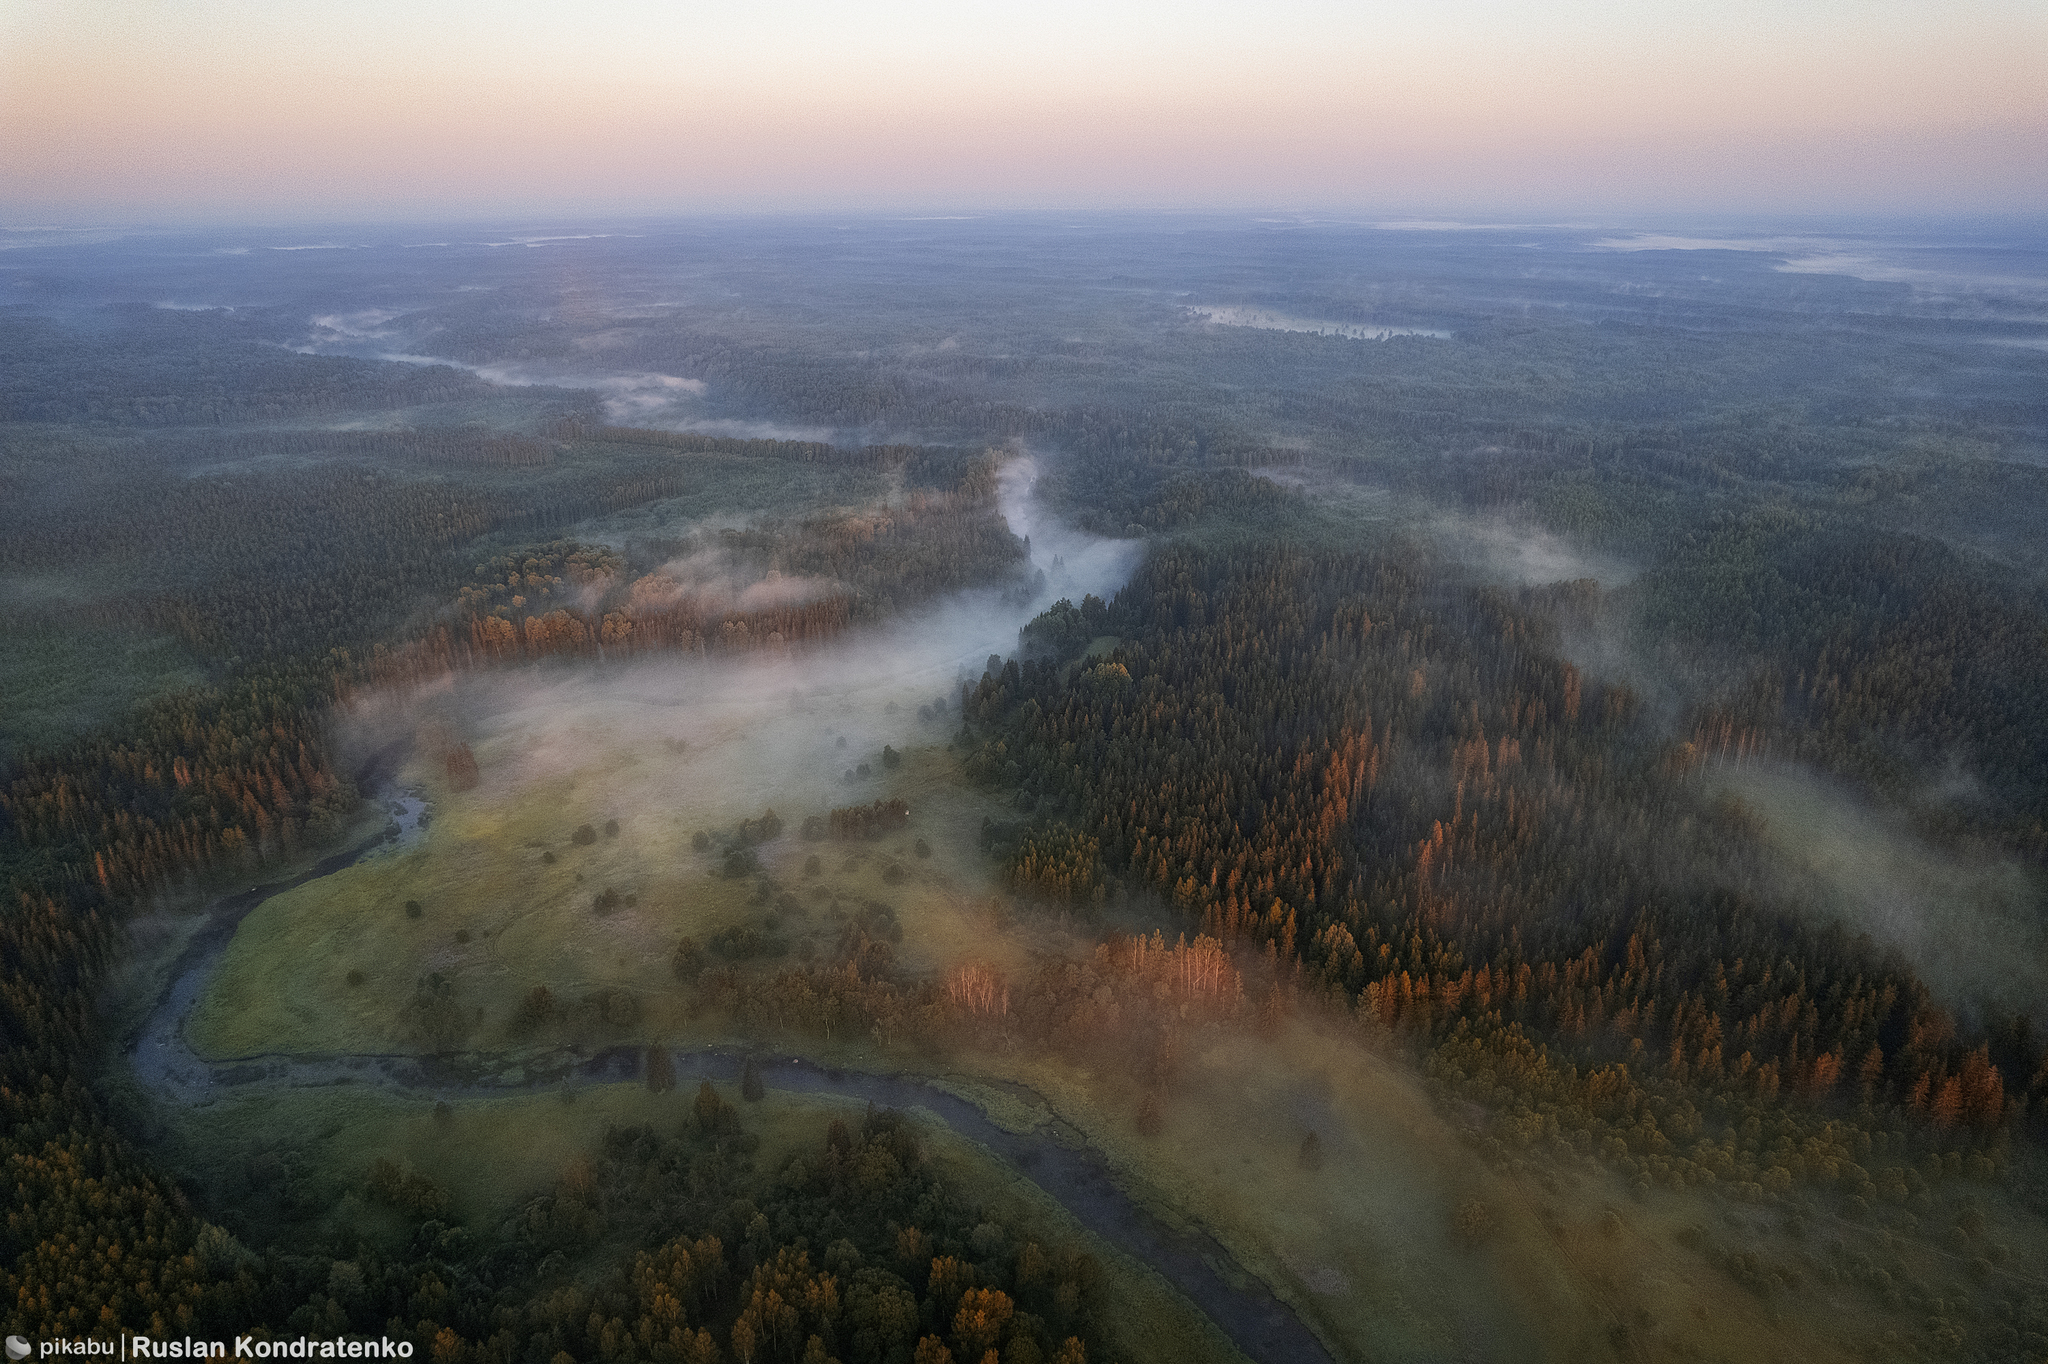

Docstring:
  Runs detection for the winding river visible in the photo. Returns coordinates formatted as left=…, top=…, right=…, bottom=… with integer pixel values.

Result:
left=128, top=800, right=1335, bottom=1364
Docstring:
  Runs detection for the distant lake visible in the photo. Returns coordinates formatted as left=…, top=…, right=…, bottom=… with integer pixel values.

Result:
left=1190, top=305, right=1450, bottom=340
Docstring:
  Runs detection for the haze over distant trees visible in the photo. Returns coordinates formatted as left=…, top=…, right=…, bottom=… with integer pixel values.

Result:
left=3, top=218, right=2045, bottom=1360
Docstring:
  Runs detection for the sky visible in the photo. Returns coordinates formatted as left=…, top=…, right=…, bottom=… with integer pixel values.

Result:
left=3, top=0, right=2045, bottom=223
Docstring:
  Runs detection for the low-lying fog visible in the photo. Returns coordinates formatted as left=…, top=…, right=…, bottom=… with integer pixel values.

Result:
left=290, top=305, right=717, bottom=426
left=1426, top=508, right=1635, bottom=589
left=1589, top=232, right=2048, bottom=307
left=1190, top=305, right=1450, bottom=341
left=346, top=457, right=1136, bottom=832
left=378, top=350, right=709, bottom=425
left=1246, top=468, right=1638, bottom=592
left=1717, top=766, right=2048, bottom=1019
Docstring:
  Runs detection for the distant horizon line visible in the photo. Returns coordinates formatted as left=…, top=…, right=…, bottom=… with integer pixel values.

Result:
left=6, top=207, right=2047, bottom=237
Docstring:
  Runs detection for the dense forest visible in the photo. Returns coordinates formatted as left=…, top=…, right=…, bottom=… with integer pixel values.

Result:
left=0, top=308, right=501, bottom=425
left=4, top=219, right=2047, bottom=1361
left=967, top=554, right=2044, bottom=1142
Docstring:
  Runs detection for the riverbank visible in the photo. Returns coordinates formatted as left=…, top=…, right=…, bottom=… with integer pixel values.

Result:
left=125, top=823, right=1332, bottom=1364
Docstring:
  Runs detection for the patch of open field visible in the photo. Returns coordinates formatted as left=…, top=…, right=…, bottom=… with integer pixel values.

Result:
left=187, top=732, right=1032, bottom=1059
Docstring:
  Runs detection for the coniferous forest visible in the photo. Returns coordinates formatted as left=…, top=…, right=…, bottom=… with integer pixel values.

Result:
left=3, top=218, right=2046, bottom=1364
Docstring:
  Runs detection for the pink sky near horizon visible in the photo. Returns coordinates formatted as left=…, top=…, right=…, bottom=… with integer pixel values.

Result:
left=4, top=0, right=2044, bottom=222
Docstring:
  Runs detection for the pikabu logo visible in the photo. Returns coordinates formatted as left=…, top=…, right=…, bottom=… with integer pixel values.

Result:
left=0, top=1343, right=413, bottom=1362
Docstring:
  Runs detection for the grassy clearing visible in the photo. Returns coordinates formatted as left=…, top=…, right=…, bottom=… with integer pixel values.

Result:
left=949, top=1021, right=1567, bottom=1362
left=933, top=1016, right=1912, bottom=1364
left=187, top=735, right=1033, bottom=1059
left=187, top=750, right=746, bottom=1057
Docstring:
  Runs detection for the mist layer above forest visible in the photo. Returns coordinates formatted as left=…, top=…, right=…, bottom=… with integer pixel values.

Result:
left=2, top=215, right=2046, bottom=1364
